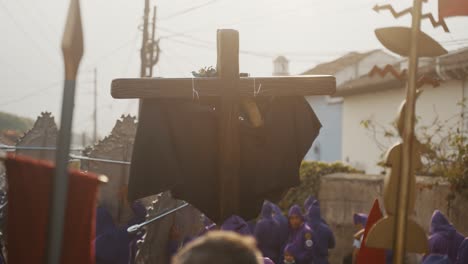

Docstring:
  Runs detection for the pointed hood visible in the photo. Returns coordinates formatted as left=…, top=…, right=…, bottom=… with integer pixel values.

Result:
left=428, top=210, right=465, bottom=263
left=356, top=199, right=386, bottom=264
left=260, top=201, right=273, bottom=220
left=354, top=213, right=368, bottom=227
left=288, top=204, right=304, bottom=221
left=221, top=215, right=252, bottom=236
left=304, top=195, right=318, bottom=211
left=430, top=210, right=455, bottom=236
left=306, top=200, right=321, bottom=226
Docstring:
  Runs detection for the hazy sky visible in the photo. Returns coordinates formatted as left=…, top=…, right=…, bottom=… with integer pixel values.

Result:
left=0, top=0, right=467, bottom=138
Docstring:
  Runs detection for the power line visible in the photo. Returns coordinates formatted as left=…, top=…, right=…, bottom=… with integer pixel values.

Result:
left=0, top=81, right=61, bottom=107
left=0, top=1, right=60, bottom=71
left=160, top=0, right=221, bottom=20
left=163, top=33, right=344, bottom=59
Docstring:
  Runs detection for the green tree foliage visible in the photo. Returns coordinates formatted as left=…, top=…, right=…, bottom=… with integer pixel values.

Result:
left=279, top=161, right=361, bottom=210
left=0, top=111, right=33, bottom=133
left=361, top=104, right=468, bottom=199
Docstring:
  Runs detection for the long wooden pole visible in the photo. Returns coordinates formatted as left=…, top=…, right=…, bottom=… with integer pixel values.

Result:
left=217, top=29, right=240, bottom=221
left=46, top=0, right=83, bottom=263
left=393, top=0, right=422, bottom=263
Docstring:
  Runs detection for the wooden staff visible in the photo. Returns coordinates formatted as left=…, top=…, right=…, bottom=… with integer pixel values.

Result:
left=46, top=0, right=84, bottom=263
left=393, top=0, right=422, bottom=262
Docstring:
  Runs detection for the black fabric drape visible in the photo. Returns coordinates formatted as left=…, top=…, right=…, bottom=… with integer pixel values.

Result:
left=128, top=96, right=321, bottom=223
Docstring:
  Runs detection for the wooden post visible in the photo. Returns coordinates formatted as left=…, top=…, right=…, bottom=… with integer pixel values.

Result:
left=393, top=0, right=423, bottom=263
left=216, top=29, right=240, bottom=220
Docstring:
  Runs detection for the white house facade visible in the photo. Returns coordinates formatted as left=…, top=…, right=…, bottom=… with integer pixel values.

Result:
left=335, top=48, right=468, bottom=174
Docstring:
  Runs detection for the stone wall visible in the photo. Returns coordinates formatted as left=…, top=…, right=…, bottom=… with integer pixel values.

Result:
left=319, top=173, right=468, bottom=264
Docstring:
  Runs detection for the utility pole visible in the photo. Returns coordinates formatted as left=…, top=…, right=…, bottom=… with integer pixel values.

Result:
left=149, top=6, right=159, bottom=77
left=93, top=67, right=97, bottom=142
left=140, top=0, right=160, bottom=78
left=140, top=0, right=150, bottom=78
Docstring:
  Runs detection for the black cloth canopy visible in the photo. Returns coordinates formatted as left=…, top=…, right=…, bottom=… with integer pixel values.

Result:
left=128, top=96, right=321, bottom=223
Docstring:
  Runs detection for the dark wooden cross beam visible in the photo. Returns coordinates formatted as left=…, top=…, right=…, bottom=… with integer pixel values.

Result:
left=111, top=29, right=336, bottom=220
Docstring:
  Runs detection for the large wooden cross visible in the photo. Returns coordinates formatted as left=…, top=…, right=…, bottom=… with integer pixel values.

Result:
left=111, top=29, right=336, bottom=221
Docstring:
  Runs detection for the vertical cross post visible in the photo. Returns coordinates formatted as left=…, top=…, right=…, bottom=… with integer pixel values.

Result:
left=393, top=0, right=423, bottom=263
left=216, top=29, right=240, bottom=220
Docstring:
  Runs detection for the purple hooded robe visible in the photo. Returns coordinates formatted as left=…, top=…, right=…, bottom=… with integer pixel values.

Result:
left=268, top=201, right=289, bottom=249
left=305, top=201, right=335, bottom=264
left=428, top=210, right=464, bottom=263
left=455, top=237, right=468, bottom=264
left=221, top=215, right=252, bottom=236
left=95, top=206, right=132, bottom=264
left=353, top=213, right=368, bottom=228
left=255, top=202, right=282, bottom=264
left=284, top=205, right=314, bottom=264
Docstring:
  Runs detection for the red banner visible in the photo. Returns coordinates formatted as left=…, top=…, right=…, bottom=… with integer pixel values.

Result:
left=439, top=0, right=468, bottom=18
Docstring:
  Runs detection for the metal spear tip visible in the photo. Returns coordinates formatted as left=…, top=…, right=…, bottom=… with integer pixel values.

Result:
left=62, top=0, right=84, bottom=81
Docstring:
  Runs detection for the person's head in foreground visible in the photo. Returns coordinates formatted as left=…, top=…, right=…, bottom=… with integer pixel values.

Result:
left=172, top=231, right=262, bottom=264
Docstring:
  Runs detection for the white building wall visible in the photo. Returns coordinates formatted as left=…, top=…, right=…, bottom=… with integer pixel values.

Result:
left=342, top=80, right=464, bottom=174
left=356, top=52, right=400, bottom=77
left=334, top=51, right=399, bottom=86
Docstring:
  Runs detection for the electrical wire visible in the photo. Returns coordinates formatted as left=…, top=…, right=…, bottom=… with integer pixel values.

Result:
left=160, top=0, right=221, bottom=20
left=0, top=81, right=61, bottom=108
left=0, top=1, right=61, bottom=71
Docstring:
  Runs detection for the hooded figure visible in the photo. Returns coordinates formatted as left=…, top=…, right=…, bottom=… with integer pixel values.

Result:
left=283, top=205, right=314, bottom=264
left=95, top=206, right=132, bottom=264
left=353, top=213, right=368, bottom=229
left=221, top=215, right=252, bottom=236
left=303, top=195, right=317, bottom=211
left=305, top=201, right=335, bottom=264
left=456, top=237, right=468, bottom=264
left=255, top=202, right=282, bottom=264
left=268, top=201, right=289, bottom=249
left=428, top=210, right=464, bottom=263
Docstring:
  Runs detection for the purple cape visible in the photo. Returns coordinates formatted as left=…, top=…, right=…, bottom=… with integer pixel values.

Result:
left=456, top=237, right=468, bottom=264
left=268, top=201, right=288, bottom=243
left=95, top=207, right=132, bottom=264
left=423, top=254, right=452, bottom=264
left=255, top=202, right=282, bottom=264
left=428, top=210, right=464, bottom=263
left=221, top=215, right=252, bottom=236
left=305, top=202, right=335, bottom=264
left=284, top=223, right=314, bottom=264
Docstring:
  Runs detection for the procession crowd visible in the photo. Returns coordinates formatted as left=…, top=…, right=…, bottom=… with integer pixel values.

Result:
left=94, top=195, right=468, bottom=264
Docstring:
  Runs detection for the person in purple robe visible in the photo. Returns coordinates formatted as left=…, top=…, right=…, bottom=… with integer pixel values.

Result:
left=255, top=202, right=282, bottom=264
left=353, top=213, right=368, bottom=229
left=95, top=206, right=132, bottom=264
left=220, top=215, right=275, bottom=264
left=305, top=201, right=335, bottom=264
left=427, top=210, right=465, bottom=263
left=455, top=237, right=468, bottom=264
left=283, top=205, right=314, bottom=264
left=303, top=195, right=317, bottom=211
left=221, top=215, right=253, bottom=236
left=267, top=201, right=289, bottom=248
